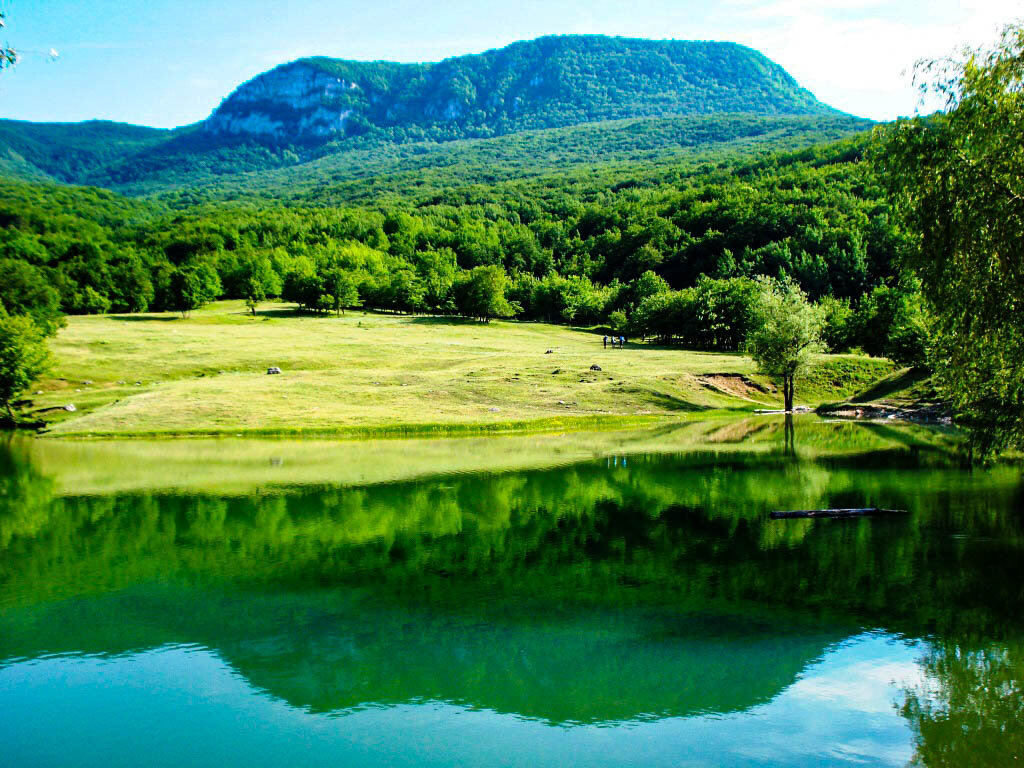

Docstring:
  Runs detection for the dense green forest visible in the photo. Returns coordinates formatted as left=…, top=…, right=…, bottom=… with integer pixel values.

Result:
left=0, top=113, right=869, bottom=196
left=0, top=131, right=925, bottom=363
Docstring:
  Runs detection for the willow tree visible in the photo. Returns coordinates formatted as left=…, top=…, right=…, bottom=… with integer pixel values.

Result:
left=746, top=277, right=825, bottom=412
left=874, top=24, right=1024, bottom=456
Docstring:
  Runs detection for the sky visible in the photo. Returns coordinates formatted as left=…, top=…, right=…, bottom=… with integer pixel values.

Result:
left=0, top=0, right=1021, bottom=128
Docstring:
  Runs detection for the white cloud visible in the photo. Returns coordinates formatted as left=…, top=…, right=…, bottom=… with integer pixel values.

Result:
left=705, top=0, right=1024, bottom=118
left=789, top=658, right=922, bottom=714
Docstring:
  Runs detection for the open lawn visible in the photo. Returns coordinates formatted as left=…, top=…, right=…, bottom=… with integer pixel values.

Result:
left=30, top=301, right=895, bottom=437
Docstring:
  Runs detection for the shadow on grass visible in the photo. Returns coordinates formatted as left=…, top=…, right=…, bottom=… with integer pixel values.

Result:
left=247, top=308, right=365, bottom=319
left=853, top=367, right=930, bottom=402
left=106, top=315, right=181, bottom=322
left=561, top=326, right=747, bottom=355
left=643, top=390, right=710, bottom=413
left=409, top=315, right=487, bottom=326
left=248, top=307, right=308, bottom=318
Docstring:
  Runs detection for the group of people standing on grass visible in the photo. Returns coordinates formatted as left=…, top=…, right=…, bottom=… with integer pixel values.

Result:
left=603, top=335, right=626, bottom=349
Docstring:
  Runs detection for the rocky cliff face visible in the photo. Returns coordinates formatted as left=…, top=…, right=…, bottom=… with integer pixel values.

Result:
left=203, top=62, right=362, bottom=139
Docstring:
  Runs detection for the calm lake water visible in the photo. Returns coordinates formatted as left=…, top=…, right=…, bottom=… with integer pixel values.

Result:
left=1, top=418, right=1022, bottom=767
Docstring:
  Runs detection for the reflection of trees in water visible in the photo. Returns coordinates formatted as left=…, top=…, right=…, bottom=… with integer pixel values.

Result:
left=2, top=445, right=1023, bottom=635
left=3, top=437, right=1024, bottom=728
left=0, top=437, right=55, bottom=549
left=902, top=640, right=1024, bottom=767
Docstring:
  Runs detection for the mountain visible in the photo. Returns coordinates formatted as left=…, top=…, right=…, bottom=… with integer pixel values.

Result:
left=0, top=35, right=856, bottom=198
left=203, top=35, right=837, bottom=143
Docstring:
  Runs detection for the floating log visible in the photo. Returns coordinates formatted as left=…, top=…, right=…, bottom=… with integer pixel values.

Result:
left=770, top=507, right=909, bottom=520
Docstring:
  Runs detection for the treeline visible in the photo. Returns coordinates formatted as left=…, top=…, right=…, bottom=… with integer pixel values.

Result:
left=0, top=136, right=926, bottom=359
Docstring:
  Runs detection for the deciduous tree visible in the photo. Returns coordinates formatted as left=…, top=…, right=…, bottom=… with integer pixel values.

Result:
left=746, top=277, right=825, bottom=412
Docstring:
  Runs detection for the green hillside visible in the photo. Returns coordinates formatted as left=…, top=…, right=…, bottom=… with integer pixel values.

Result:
left=0, top=119, right=171, bottom=184
left=206, top=35, right=837, bottom=144
left=130, top=113, right=871, bottom=202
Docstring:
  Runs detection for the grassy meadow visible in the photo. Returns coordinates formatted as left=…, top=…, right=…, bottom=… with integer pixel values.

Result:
left=31, top=301, right=895, bottom=437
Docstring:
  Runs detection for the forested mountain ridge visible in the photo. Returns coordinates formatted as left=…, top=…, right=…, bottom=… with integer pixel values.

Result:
left=204, top=36, right=837, bottom=143
left=0, top=35, right=852, bottom=196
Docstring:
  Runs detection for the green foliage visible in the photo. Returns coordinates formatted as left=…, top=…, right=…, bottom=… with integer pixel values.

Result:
left=874, top=23, right=1024, bottom=454
left=0, top=258, right=63, bottom=334
left=607, top=310, right=628, bottom=334
left=169, top=262, right=221, bottom=317
left=243, top=277, right=265, bottom=316
left=321, top=268, right=360, bottom=316
left=819, top=295, right=855, bottom=352
left=453, top=266, right=517, bottom=322
left=746, top=276, right=826, bottom=410
left=0, top=310, right=49, bottom=419
left=852, top=283, right=930, bottom=367
left=628, top=275, right=758, bottom=351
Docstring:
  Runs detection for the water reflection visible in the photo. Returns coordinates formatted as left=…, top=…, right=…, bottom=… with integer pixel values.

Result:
left=1, top=421, right=1023, bottom=765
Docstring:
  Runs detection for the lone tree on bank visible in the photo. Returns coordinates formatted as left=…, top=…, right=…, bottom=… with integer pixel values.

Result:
left=873, top=23, right=1024, bottom=456
left=746, top=277, right=825, bottom=412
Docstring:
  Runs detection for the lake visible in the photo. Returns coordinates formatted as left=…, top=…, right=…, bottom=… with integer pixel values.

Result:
left=1, top=417, right=1022, bottom=767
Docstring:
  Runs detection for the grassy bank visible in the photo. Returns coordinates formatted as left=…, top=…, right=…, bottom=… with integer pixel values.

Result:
left=29, top=301, right=895, bottom=437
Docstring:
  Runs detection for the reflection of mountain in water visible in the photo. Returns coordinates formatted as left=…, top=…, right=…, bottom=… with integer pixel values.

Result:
left=0, top=584, right=840, bottom=723
left=1, top=427, right=1024, bottom=733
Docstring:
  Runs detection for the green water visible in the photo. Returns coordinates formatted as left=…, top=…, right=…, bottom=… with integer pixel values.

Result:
left=1, top=418, right=1022, bottom=766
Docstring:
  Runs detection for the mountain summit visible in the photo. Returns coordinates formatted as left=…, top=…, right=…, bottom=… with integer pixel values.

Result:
left=203, top=35, right=835, bottom=143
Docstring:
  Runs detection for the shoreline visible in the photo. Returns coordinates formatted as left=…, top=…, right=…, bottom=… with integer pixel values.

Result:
left=35, top=412, right=692, bottom=440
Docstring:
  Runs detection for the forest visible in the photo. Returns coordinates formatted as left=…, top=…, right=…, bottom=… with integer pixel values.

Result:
left=0, top=131, right=926, bottom=365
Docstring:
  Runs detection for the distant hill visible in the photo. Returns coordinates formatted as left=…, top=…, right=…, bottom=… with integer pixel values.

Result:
left=0, top=119, right=170, bottom=183
left=0, top=35, right=857, bottom=197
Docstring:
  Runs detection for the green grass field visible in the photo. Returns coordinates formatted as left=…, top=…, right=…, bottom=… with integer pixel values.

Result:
left=30, top=301, right=895, bottom=437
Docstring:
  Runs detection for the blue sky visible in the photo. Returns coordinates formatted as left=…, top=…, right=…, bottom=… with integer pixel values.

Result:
left=1, top=0, right=1020, bottom=127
